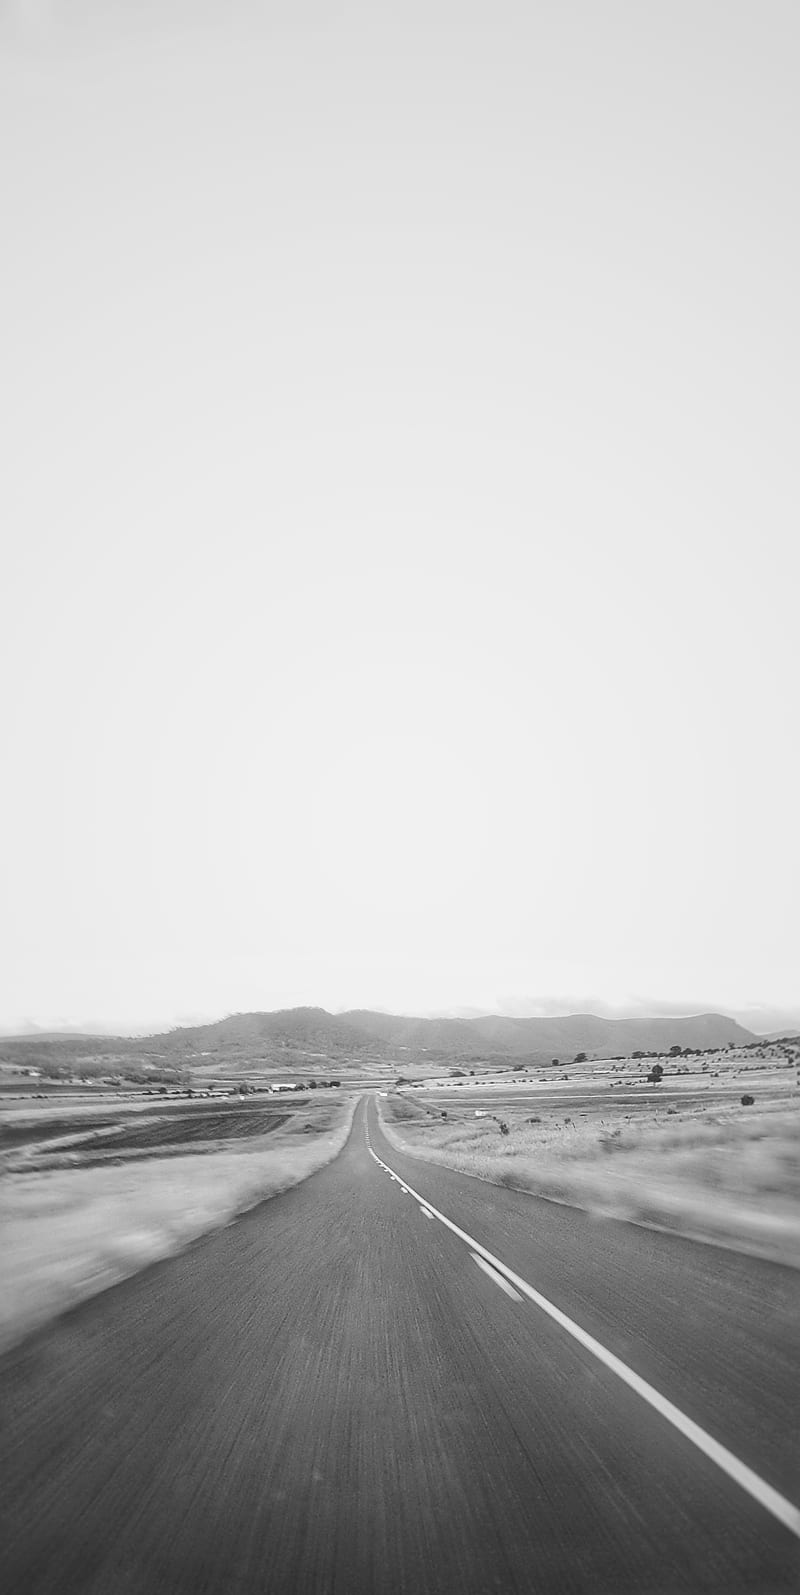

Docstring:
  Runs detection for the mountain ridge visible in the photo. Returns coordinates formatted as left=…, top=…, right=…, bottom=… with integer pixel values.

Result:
left=0, top=1007, right=759, bottom=1062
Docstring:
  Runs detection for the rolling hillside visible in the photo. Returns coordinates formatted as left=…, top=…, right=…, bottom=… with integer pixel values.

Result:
left=338, top=1009, right=757, bottom=1059
left=1, top=1008, right=758, bottom=1074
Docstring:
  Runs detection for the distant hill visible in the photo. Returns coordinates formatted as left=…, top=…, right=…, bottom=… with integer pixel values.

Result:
left=0, top=1007, right=759, bottom=1069
left=338, top=1009, right=757, bottom=1059
left=144, top=1008, right=389, bottom=1059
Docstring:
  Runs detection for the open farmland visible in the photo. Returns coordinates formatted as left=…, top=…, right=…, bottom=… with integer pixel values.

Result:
left=78, top=1105, right=289, bottom=1153
left=2, top=1104, right=293, bottom=1171
left=380, top=1044, right=800, bottom=1266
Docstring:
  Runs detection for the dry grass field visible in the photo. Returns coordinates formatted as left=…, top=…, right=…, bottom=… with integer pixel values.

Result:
left=379, top=1045, right=800, bottom=1267
left=0, top=1093, right=358, bottom=1353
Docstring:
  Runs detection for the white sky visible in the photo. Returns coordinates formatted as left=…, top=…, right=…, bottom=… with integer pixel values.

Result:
left=2, top=1, right=798, bottom=1029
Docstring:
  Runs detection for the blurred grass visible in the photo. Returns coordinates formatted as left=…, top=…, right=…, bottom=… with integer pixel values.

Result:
left=379, top=1092, right=800, bottom=1267
left=0, top=1097, right=358, bottom=1353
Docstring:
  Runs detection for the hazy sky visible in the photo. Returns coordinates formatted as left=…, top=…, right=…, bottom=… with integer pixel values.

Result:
left=2, top=1, right=798, bottom=1029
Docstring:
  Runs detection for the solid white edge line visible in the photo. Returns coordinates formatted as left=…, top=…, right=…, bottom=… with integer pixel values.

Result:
left=366, top=1128, right=800, bottom=1540
left=472, top=1252, right=523, bottom=1301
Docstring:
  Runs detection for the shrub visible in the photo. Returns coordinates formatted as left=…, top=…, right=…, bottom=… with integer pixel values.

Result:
left=599, top=1128, right=622, bottom=1152
left=741, top=1094, right=755, bottom=1106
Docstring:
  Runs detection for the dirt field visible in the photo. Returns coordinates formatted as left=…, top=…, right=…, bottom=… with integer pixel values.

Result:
left=1, top=1105, right=292, bottom=1170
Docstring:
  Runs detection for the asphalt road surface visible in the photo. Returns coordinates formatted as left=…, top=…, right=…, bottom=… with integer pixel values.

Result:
left=1, top=1096, right=798, bottom=1594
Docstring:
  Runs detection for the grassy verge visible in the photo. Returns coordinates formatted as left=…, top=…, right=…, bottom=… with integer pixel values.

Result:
left=0, top=1096, right=358, bottom=1354
left=378, top=1093, right=800, bottom=1267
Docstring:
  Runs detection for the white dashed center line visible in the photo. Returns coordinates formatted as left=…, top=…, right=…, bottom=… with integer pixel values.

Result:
left=366, top=1118, right=800, bottom=1541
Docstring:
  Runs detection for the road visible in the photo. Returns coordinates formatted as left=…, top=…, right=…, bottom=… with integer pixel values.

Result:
left=1, top=1095, right=797, bottom=1593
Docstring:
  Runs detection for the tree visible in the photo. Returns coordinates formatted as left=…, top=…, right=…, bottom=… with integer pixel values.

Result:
left=669, top=1044, right=683, bottom=1057
left=647, top=1063, right=664, bottom=1084
left=574, top=1052, right=587, bottom=1064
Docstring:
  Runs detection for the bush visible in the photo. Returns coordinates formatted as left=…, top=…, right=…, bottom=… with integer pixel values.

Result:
left=498, top=1120, right=509, bottom=1135
left=741, top=1094, right=755, bottom=1106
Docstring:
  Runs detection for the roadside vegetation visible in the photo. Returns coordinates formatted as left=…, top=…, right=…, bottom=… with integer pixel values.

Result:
left=0, top=1094, right=358, bottom=1354
left=379, top=1045, right=800, bottom=1267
